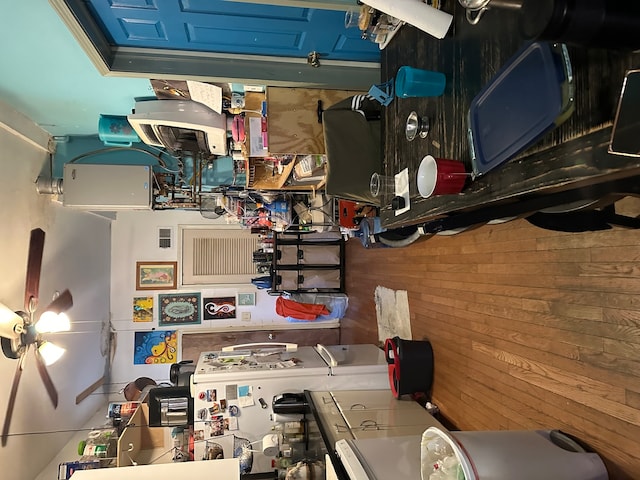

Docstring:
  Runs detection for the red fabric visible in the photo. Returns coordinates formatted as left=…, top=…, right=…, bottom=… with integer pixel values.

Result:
left=275, top=296, right=330, bottom=321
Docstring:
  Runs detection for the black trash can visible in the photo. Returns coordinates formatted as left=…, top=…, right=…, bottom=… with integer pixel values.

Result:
left=384, top=336, right=434, bottom=398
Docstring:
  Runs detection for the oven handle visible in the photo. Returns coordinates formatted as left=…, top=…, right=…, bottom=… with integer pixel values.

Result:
left=221, top=342, right=298, bottom=352
left=316, top=344, right=339, bottom=367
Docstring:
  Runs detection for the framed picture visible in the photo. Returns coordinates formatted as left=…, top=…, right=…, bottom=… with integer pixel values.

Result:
left=203, top=296, right=236, bottom=320
left=133, top=330, right=178, bottom=365
left=136, top=261, right=177, bottom=290
left=159, top=293, right=201, bottom=326
left=133, top=296, right=153, bottom=322
left=237, top=292, right=256, bottom=307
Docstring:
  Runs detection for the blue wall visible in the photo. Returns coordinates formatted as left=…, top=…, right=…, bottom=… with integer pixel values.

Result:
left=0, top=1, right=151, bottom=136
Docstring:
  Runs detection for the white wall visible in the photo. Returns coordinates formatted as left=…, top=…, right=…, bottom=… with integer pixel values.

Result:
left=0, top=100, right=111, bottom=480
left=109, top=210, right=285, bottom=385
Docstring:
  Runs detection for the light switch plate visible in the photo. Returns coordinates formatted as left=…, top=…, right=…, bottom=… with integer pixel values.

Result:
left=241, top=312, right=251, bottom=321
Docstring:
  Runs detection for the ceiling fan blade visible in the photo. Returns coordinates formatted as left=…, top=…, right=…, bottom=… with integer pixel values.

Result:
left=41, top=289, right=73, bottom=314
left=35, top=348, right=59, bottom=408
left=1, top=353, right=25, bottom=447
left=24, top=228, right=45, bottom=313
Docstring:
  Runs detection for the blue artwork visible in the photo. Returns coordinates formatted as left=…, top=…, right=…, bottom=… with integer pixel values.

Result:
left=134, top=330, right=178, bottom=365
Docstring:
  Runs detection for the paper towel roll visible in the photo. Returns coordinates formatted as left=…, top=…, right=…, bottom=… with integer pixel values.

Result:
left=262, top=433, right=279, bottom=457
left=363, top=0, right=453, bottom=39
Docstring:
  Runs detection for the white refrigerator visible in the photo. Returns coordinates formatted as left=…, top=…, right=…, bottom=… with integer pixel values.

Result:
left=190, top=343, right=390, bottom=473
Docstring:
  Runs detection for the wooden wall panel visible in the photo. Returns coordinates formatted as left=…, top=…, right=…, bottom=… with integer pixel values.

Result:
left=267, top=87, right=364, bottom=154
left=181, top=327, right=340, bottom=362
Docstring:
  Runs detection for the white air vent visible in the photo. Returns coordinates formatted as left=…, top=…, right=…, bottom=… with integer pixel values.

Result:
left=182, top=228, right=259, bottom=285
left=159, top=227, right=173, bottom=249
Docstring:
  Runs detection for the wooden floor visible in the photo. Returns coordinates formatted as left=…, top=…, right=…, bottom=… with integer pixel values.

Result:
left=340, top=198, right=640, bottom=480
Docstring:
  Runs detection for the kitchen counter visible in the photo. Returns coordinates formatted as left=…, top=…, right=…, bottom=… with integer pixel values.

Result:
left=380, top=3, right=640, bottom=231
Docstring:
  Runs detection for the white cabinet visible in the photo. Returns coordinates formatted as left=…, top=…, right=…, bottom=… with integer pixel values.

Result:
left=310, top=389, right=446, bottom=446
left=328, top=389, right=445, bottom=440
left=331, top=390, right=419, bottom=411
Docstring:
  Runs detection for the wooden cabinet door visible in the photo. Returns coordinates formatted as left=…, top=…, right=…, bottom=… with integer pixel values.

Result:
left=267, top=87, right=365, bottom=155
left=181, top=327, right=340, bottom=362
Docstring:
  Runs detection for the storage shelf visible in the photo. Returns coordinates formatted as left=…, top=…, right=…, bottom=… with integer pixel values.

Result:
left=270, top=230, right=345, bottom=294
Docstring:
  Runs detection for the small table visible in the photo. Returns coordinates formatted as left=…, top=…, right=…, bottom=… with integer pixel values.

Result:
left=380, top=3, right=640, bottom=231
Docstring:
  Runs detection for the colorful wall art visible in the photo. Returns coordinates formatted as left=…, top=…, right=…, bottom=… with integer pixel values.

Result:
left=136, top=261, right=177, bottom=290
left=134, top=330, right=178, bottom=365
left=203, top=296, right=236, bottom=320
left=133, top=296, right=153, bottom=322
left=159, top=293, right=201, bottom=326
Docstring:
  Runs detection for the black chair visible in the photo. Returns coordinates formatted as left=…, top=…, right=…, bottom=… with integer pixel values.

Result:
left=322, top=95, right=382, bottom=206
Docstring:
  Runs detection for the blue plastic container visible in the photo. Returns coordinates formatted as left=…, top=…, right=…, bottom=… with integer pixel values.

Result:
left=98, top=114, right=140, bottom=147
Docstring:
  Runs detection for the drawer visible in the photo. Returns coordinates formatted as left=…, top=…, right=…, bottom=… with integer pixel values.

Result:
left=342, top=408, right=432, bottom=430
left=332, top=390, right=418, bottom=411
left=352, top=424, right=431, bottom=440
left=276, top=270, right=300, bottom=290
left=300, top=269, right=341, bottom=289
left=277, top=245, right=299, bottom=265
left=299, top=245, right=341, bottom=265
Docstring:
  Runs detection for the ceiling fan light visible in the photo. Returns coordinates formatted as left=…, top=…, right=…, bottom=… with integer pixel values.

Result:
left=38, top=341, right=65, bottom=366
left=0, top=302, right=24, bottom=339
left=36, top=311, right=71, bottom=333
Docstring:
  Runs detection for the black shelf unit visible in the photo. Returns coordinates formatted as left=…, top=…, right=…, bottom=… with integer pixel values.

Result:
left=270, top=230, right=345, bottom=294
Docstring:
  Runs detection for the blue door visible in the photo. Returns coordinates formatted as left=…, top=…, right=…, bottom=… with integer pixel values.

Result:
left=85, top=0, right=380, bottom=62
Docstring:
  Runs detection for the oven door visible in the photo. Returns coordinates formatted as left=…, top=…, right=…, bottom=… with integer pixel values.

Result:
left=336, top=436, right=424, bottom=479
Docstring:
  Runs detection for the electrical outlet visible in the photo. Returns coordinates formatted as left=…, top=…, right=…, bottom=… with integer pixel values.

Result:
left=241, top=312, right=251, bottom=321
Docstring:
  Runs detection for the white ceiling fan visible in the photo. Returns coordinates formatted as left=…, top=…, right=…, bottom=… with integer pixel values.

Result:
left=0, top=228, right=73, bottom=446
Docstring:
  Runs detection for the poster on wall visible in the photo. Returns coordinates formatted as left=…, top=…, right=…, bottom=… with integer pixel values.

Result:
left=133, top=296, right=153, bottom=322
left=203, top=296, right=236, bottom=320
left=237, top=292, right=256, bottom=307
left=159, top=293, right=201, bottom=326
left=136, top=261, right=177, bottom=290
left=133, top=330, right=178, bottom=365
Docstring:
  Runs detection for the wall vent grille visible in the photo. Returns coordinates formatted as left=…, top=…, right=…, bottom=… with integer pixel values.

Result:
left=182, top=228, right=258, bottom=285
left=159, top=227, right=172, bottom=249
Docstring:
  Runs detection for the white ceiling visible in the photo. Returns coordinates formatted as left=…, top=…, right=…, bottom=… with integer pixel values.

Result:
left=0, top=103, right=112, bottom=479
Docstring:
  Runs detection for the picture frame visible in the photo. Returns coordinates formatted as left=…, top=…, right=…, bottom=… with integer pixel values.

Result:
left=133, top=330, right=178, bottom=365
left=159, top=293, right=201, bottom=326
left=133, top=296, right=153, bottom=322
left=136, top=261, right=177, bottom=290
left=203, top=296, right=236, bottom=320
left=237, top=292, right=256, bottom=307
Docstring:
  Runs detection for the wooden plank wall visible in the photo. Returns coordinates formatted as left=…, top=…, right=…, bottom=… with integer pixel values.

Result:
left=341, top=197, right=640, bottom=480
left=180, top=328, right=341, bottom=363
left=267, top=88, right=364, bottom=154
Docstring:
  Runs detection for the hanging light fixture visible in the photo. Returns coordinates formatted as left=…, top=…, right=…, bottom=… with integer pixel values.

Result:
left=37, top=341, right=66, bottom=366
left=35, top=311, right=71, bottom=334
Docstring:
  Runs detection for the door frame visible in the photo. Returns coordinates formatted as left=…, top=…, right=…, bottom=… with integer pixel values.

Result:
left=49, top=0, right=380, bottom=89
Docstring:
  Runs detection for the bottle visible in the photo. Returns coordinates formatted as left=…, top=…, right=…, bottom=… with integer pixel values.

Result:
left=77, top=427, right=117, bottom=462
left=272, top=421, right=304, bottom=443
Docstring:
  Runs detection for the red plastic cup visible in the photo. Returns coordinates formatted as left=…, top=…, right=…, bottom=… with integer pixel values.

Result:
left=417, top=155, right=468, bottom=198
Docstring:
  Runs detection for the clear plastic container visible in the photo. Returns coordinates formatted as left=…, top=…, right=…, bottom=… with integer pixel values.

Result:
left=421, top=427, right=469, bottom=480
left=77, top=427, right=118, bottom=463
